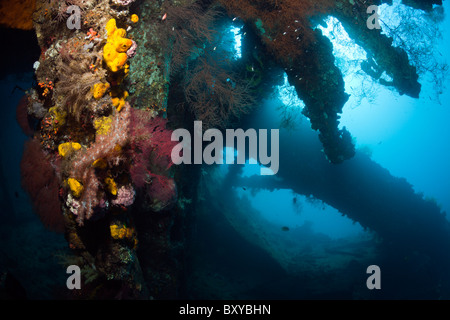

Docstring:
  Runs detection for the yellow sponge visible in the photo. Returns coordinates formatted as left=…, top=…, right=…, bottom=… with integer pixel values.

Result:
left=93, top=116, right=113, bottom=135
left=91, top=83, right=110, bottom=99
left=58, top=142, right=81, bottom=158
left=105, top=177, right=118, bottom=196
left=103, top=19, right=133, bottom=72
left=67, top=178, right=83, bottom=198
left=110, top=90, right=129, bottom=112
left=92, top=158, right=107, bottom=169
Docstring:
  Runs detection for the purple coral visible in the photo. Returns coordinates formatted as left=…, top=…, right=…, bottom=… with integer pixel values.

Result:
left=127, top=40, right=137, bottom=59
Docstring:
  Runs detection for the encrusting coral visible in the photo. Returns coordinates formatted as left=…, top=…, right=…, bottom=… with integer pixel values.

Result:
left=92, top=83, right=111, bottom=100
left=16, top=0, right=449, bottom=300
left=68, top=102, right=131, bottom=224
left=67, top=177, right=83, bottom=198
left=19, top=0, right=180, bottom=298
left=105, top=177, right=118, bottom=196
left=58, top=142, right=81, bottom=158
left=110, top=89, right=129, bottom=111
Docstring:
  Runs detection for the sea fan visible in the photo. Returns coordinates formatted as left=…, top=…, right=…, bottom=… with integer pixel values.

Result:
left=20, top=139, right=65, bottom=232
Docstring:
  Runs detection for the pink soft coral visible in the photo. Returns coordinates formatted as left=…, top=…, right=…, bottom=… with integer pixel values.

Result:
left=128, top=109, right=175, bottom=185
left=112, top=185, right=136, bottom=207
left=70, top=103, right=130, bottom=225
left=128, top=109, right=178, bottom=211
left=127, top=40, right=137, bottom=59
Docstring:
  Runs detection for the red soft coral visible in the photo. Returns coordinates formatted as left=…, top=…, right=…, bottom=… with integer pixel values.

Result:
left=20, top=139, right=64, bottom=232
left=129, top=109, right=176, bottom=183
left=69, top=103, right=131, bottom=225
left=128, top=109, right=178, bottom=211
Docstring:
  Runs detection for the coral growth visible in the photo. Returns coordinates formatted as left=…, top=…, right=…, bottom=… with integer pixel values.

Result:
left=128, top=108, right=177, bottom=211
left=67, top=177, right=83, bottom=198
left=110, top=223, right=135, bottom=240
left=93, top=116, right=113, bottom=135
left=67, top=103, right=131, bottom=225
left=157, top=2, right=219, bottom=75
left=20, top=139, right=65, bottom=232
left=23, top=0, right=184, bottom=298
left=55, top=52, right=107, bottom=120
left=58, top=142, right=81, bottom=158
left=18, top=0, right=448, bottom=300
left=217, top=0, right=438, bottom=163
left=27, top=91, right=47, bottom=119
left=104, top=177, right=118, bottom=196
left=129, top=110, right=175, bottom=183
left=92, top=83, right=110, bottom=100
left=112, top=185, right=135, bottom=207
left=110, top=89, right=129, bottom=111
left=112, top=0, right=136, bottom=6
left=103, top=19, right=133, bottom=73
left=183, top=56, right=256, bottom=129
left=126, top=40, right=138, bottom=59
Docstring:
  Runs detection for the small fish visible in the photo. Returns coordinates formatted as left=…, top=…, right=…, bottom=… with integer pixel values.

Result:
left=242, top=187, right=247, bottom=191
left=162, top=13, right=167, bottom=21
left=281, top=226, right=290, bottom=231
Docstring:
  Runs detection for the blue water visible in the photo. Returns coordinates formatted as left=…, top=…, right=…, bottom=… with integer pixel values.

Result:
left=226, top=0, right=450, bottom=242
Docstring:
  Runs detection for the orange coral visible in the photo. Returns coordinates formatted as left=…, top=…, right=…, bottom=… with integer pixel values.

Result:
left=86, top=28, right=100, bottom=41
left=131, top=14, right=139, bottom=23
left=38, top=80, right=54, bottom=97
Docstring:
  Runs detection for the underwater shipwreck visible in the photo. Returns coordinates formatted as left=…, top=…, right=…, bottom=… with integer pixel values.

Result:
left=1, top=0, right=450, bottom=299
